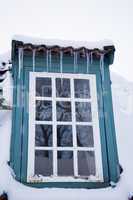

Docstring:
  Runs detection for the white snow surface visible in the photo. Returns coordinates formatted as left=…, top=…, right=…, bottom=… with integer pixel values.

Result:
left=0, top=52, right=11, bottom=63
left=0, top=71, right=133, bottom=200
left=13, top=35, right=113, bottom=50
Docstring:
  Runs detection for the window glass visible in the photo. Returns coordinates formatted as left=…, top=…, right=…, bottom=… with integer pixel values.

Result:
left=56, top=78, right=71, bottom=98
left=57, top=125, right=73, bottom=147
left=76, top=125, right=94, bottom=147
left=36, top=100, right=52, bottom=121
left=78, top=151, right=96, bottom=176
left=35, top=125, right=53, bottom=147
left=57, top=151, right=74, bottom=176
left=36, top=77, right=52, bottom=97
left=56, top=101, right=72, bottom=121
left=35, top=150, right=53, bottom=176
left=74, top=79, right=90, bottom=98
left=75, top=102, right=92, bottom=122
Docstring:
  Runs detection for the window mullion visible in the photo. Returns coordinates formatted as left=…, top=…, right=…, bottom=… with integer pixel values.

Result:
left=52, top=77, right=57, bottom=176
left=71, top=78, right=78, bottom=177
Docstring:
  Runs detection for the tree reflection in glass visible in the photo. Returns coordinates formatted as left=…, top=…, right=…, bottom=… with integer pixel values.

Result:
left=74, top=79, right=90, bottom=99
left=36, top=77, right=52, bottom=97
left=35, top=125, right=52, bottom=147
left=76, top=125, right=94, bottom=147
left=56, top=101, right=72, bottom=121
left=75, top=102, right=92, bottom=122
left=57, top=125, right=73, bottom=147
left=36, top=100, right=52, bottom=121
left=56, top=78, right=71, bottom=98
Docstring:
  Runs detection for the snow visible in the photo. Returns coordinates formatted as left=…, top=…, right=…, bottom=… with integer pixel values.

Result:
left=0, top=69, right=133, bottom=200
left=13, top=35, right=113, bottom=50
left=0, top=52, right=11, bottom=64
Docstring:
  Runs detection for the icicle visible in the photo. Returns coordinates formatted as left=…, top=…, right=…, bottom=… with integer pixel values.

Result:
left=18, top=48, right=23, bottom=107
left=100, top=53, right=105, bottom=83
left=99, top=53, right=105, bottom=119
left=18, top=48, right=23, bottom=79
left=90, top=51, right=93, bottom=65
left=60, top=50, right=63, bottom=87
left=49, top=50, right=52, bottom=71
left=46, top=50, right=52, bottom=72
left=86, top=53, right=90, bottom=74
left=60, top=50, right=63, bottom=74
left=32, top=49, right=36, bottom=72
left=74, top=51, right=78, bottom=73
left=46, top=49, right=49, bottom=72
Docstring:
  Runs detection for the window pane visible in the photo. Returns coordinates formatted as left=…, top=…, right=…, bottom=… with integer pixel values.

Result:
left=56, top=101, right=72, bottom=121
left=76, top=125, right=94, bottom=147
left=74, top=79, right=90, bottom=98
left=56, top=78, right=71, bottom=98
left=78, top=151, right=96, bottom=176
left=57, top=151, right=74, bottom=176
left=35, top=125, right=52, bottom=147
left=35, top=150, right=53, bottom=176
left=75, top=102, right=92, bottom=122
left=36, top=100, right=52, bottom=121
left=36, top=77, right=52, bottom=97
left=57, top=125, right=73, bottom=147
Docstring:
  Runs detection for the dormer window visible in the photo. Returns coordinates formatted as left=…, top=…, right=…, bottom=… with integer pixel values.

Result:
left=10, top=37, right=120, bottom=188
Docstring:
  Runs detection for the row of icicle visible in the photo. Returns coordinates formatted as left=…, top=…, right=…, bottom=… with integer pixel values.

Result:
left=18, top=48, right=105, bottom=79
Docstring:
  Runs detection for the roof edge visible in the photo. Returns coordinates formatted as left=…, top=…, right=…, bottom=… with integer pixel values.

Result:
left=12, top=38, right=115, bottom=65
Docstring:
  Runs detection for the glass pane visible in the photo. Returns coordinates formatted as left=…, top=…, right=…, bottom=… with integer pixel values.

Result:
left=57, top=151, right=74, bottom=176
left=76, top=125, right=94, bottom=147
left=74, top=79, right=90, bottom=98
left=56, top=78, right=71, bottom=98
left=35, top=125, right=52, bottom=147
left=36, top=77, right=52, bottom=97
left=56, top=101, right=72, bottom=121
left=36, top=100, right=52, bottom=121
left=75, top=102, right=92, bottom=122
left=35, top=150, right=53, bottom=176
left=78, top=151, right=96, bottom=176
left=57, top=125, right=73, bottom=147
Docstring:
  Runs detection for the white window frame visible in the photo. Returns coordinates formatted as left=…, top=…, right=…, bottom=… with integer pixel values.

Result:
left=27, top=72, right=103, bottom=182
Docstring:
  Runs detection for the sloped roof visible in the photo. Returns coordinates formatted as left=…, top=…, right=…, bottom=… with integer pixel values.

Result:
left=12, top=35, right=115, bottom=64
left=13, top=35, right=114, bottom=49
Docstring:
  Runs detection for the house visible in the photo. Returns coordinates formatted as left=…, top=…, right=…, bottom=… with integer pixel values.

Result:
left=7, top=36, right=120, bottom=189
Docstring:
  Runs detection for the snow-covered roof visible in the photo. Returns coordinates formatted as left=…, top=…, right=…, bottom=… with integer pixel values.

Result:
left=13, top=35, right=114, bottom=51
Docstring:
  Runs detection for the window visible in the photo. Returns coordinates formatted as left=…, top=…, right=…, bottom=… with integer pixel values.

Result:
left=28, top=73, right=103, bottom=182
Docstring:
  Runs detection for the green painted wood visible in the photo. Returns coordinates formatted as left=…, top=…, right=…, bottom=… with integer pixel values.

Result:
left=10, top=55, right=19, bottom=174
left=21, top=68, right=30, bottom=183
left=10, top=56, right=17, bottom=168
left=24, top=181, right=110, bottom=189
left=11, top=45, right=120, bottom=188
left=11, top=52, right=25, bottom=180
left=103, top=67, right=120, bottom=182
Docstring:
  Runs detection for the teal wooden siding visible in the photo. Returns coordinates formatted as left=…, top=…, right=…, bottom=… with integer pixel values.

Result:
left=10, top=41, right=120, bottom=188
